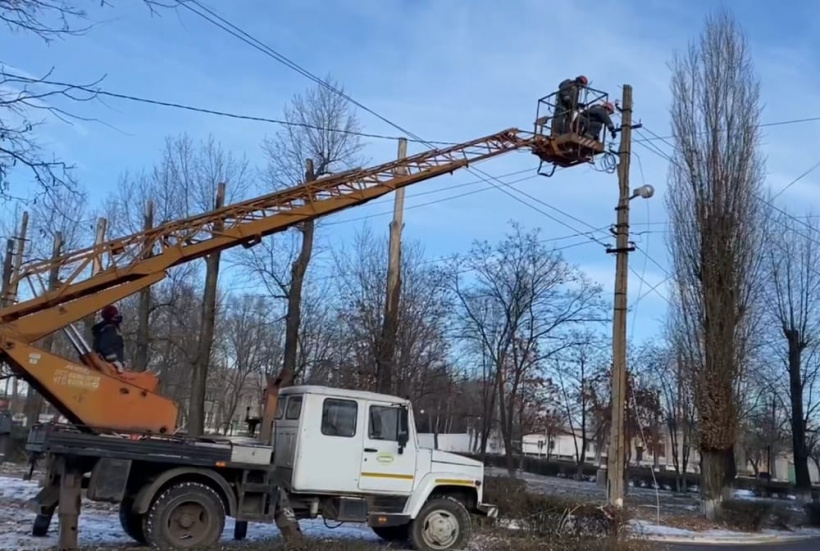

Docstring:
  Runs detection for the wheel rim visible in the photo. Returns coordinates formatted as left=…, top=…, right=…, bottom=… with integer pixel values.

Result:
left=421, top=509, right=460, bottom=549
left=165, top=501, right=212, bottom=545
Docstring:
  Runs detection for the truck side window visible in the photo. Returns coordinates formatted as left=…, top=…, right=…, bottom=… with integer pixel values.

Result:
left=369, top=405, right=399, bottom=441
left=275, top=398, right=286, bottom=420
left=321, top=398, right=357, bottom=437
left=285, top=396, right=302, bottom=420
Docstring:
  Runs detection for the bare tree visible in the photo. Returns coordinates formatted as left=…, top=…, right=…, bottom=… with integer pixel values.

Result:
left=655, top=327, right=697, bottom=491
left=666, top=10, right=766, bottom=518
left=241, top=77, right=364, bottom=391
left=160, top=134, right=251, bottom=437
left=738, top=393, right=789, bottom=477
left=328, top=224, right=452, bottom=402
left=763, top=209, right=820, bottom=499
left=452, top=222, right=606, bottom=475
left=104, top=134, right=250, bottom=435
left=553, top=329, right=607, bottom=473
left=212, top=294, right=272, bottom=433
left=0, top=1, right=171, bottom=200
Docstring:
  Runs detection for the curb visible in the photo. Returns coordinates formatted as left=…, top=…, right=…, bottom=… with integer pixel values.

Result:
left=633, top=531, right=820, bottom=545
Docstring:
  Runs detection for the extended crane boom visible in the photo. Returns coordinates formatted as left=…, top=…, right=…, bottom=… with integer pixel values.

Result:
left=0, top=89, right=611, bottom=437
left=0, top=128, right=545, bottom=434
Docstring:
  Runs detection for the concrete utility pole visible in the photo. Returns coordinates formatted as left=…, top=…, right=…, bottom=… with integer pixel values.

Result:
left=377, top=137, right=408, bottom=395
left=606, top=84, right=651, bottom=508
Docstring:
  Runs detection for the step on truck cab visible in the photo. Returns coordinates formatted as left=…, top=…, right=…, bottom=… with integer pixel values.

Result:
left=25, top=385, right=496, bottom=551
left=273, top=386, right=498, bottom=550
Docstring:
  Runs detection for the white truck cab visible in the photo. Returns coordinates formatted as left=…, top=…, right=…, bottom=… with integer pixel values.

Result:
left=271, top=385, right=497, bottom=550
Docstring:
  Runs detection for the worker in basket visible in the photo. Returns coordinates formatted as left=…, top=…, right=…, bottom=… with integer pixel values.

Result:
left=91, top=305, right=126, bottom=373
left=580, top=101, right=618, bottom=142
left=552, top=75, right=588, bottom=135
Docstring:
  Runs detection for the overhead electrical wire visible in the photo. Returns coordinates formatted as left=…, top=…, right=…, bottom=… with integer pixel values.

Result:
left=634, top=125, right=820, bottom=259
left=0, top=70, right=450, bottom=145
left=633, top=115, right=820, bottom=144
left=176, top=0, right=612, bottom=248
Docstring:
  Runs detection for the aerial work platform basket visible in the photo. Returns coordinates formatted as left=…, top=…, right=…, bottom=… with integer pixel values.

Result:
left=531, top=86, right=613, bottom=174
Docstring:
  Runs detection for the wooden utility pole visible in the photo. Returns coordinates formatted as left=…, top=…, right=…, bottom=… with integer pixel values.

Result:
left=24, top=232, right=63, bottom=428
left=606, top=84, right=634, bottom=508
left=189, top=183, right=226, bottom=437
left=83, top=218, right=108, bottom=342
left=134, top=199, right=154, bottom=372
left=377, top=138, right=408, bottom=395
left=1, top=239, right=13, bottom=307
left=6, top=212, right=29, bottom=305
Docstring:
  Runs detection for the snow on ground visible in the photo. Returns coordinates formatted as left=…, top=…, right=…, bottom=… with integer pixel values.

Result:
left=630, top=519, right=820, bottom=543
left=0, top=475, right=378, bottom=550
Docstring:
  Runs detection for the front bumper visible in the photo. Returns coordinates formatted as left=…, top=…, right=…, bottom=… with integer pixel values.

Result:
left=476, top=502, right=498, bottom=519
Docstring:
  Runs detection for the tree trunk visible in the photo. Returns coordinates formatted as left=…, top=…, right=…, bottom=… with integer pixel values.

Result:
left=188, top=185, right=225, bottom=437
left=700, top=448, right=728, bottom=520
left=279, top=161, right=317, bottom=389
left=786, top=329, right=812, bottom=500
left=496, top=369, right=516, bottom=476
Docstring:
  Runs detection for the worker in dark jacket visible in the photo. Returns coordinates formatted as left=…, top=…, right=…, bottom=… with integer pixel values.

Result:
left=552, top=75, right=588, bottom=135
left=580, top=101, right=618, bottom=142
left=91, top=305, right=125, bottom=372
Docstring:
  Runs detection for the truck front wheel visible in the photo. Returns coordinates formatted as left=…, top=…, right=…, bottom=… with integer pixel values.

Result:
left=409, top=496, right=471, bottom=551
left=142, top=482, right=226, bottom=549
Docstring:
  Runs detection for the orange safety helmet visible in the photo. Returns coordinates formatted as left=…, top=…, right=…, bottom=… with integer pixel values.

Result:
left=576, top=75, right=589, bottom=86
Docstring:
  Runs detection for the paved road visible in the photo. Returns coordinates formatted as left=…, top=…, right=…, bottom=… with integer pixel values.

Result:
left=664, top=540, right=820, bottom=551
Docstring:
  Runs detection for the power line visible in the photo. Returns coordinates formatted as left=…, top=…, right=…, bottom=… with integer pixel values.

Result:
left=178, top=0, right=611, bottom=248
left=636, top=124, right=820, bottom=253
left=0, top=70, right=453, bottom=145
left=770, top=159, right=820, bottom=200
left=633, top=115, right=820, bottom=145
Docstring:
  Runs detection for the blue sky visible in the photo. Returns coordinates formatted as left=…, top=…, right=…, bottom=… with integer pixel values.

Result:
left=2, top=0, right=819, bottom=343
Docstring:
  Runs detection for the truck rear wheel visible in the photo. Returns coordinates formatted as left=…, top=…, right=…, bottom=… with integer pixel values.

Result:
left=409, top=496, right=471, bottom=551
left=143, top=482, right=225, bottom=549
left=372, top=524, right=409, bottom=542
left=119, top=498, right=146, bottom=544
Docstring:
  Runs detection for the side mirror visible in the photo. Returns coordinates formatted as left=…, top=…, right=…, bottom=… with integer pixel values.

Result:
left=397, top=406, right=409, bottom=454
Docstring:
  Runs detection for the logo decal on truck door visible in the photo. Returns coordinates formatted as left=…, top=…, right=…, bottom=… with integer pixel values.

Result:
left=376, top=453, right=394, bottom=464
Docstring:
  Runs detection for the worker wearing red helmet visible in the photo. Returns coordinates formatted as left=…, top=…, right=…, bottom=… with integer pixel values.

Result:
left=91, top=305, right=126, bottom=372
left=580, top=100, right=619, bottom=142
left=553, top=75, right=589, bottom=134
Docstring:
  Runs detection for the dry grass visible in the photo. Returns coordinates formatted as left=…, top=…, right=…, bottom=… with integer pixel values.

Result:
left=477, top=534, right=658, bottom=551
left=482, top=475, right=630, bottom=538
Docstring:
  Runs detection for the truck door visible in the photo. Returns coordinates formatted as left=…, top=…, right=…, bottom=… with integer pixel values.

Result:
left=358, top=401, right=416, bottom=494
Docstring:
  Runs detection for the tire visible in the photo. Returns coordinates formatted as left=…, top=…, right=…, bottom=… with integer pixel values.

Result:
left=119, top=498, right=147, bottom=544
left=142, top=482, right=226, bottom=549
left=372, top=524, right=410, bottom=542
left=409, top=496, right=472, bottom=551
left=233, top=520, right=248, bottom=540
left=31, top=513, right=52, bottom=537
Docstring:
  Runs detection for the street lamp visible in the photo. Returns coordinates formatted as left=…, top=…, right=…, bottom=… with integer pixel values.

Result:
left=630, top=184, right=655, bottom=200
